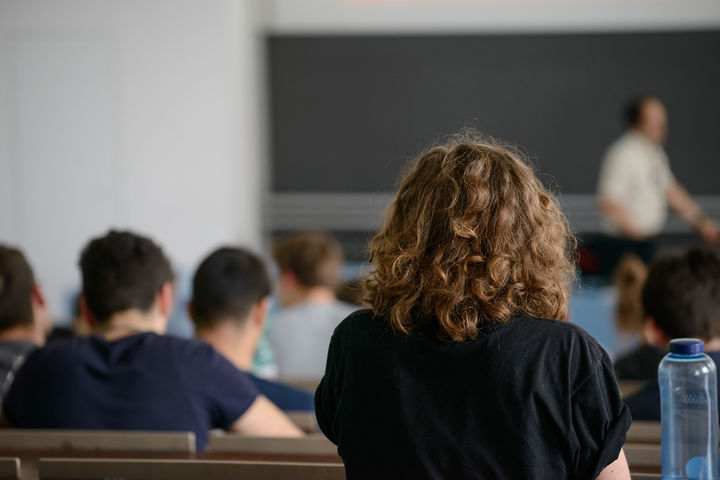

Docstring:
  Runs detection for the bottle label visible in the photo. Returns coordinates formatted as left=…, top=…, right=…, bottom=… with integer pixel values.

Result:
left=677, top=389, right=710, bottom=410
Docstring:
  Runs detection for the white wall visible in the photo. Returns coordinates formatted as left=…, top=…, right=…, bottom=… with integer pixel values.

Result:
left=266, top=0, right=720, bottom=34
left=0, top=0, right=265, bottom=320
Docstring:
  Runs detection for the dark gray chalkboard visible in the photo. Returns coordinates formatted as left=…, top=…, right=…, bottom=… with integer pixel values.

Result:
left=268, top=31, right=720, bottom=194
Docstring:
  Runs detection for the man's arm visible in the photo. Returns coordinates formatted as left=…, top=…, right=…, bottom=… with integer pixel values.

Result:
left=666, top=183, right=720, bottom=244
left=228, top=395, right=304, bottom=437
left=595, top=449, right=630, bottom=480
left=597, top=197, right=648, bottom=241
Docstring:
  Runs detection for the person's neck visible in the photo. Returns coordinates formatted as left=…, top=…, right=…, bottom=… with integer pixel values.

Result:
left=630, top=127, right=657, bottom=146
left=96, top=310, right=165, bottom=341
left=285, top=287, right=337, bottom=307
left=196, top=321, right=254, bottom=372
left=0, top=324, right=44, bottom=346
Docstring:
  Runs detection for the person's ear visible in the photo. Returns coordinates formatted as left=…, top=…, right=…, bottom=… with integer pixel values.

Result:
left=158, top=282, right=173, bottom=317
left=279, top=271, right=296, bottom=289
left=187, top=300, right=195, bottom=321
left=30, top=285, right=51, bottom=341
left=645, top=317, right=670, bottom=347
left=80, top=296, right=97, bottom=329
left=253, top=297, right=270, bottom=328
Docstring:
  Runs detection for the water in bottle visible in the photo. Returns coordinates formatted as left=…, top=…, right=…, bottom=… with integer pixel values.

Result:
left=659, top=338, right=719, bottom=480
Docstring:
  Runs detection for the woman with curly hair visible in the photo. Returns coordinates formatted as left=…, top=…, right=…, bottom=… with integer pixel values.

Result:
left=315, top=133, right=631, bottom=479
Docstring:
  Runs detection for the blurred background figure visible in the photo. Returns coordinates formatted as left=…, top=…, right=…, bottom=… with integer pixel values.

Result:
left=270, top=232, right=356, bottom=381
left=190, top=246, right=315, bottom=411
left=335, top=279, right=366, bottom=308
left=619, top=247, right=720, bottom=421
left=611, top=254, right=653, bottom=370
left=0, top=245, right=50, bottom=403
left=3, top=230, right=302, bottom=448
left=594, top=96, right=720, bottom=270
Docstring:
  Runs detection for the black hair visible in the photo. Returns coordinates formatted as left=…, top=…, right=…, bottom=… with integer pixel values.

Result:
left=0, top=245, right=35, bottom=331
left=624, top=95, right=657, bottom=127
left=191, top=247, right=271, bottom=329
left=642, top=247, right=720, bottom=341
left=79, top=230, right=173, bottom=324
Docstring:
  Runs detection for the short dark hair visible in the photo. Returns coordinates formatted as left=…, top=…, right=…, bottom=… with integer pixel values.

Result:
left=79, top=230, right=173, bottom=324
left=642, top=247, right=720, bottom=341
left=272, top=232, right=343, bottom=289
left=0, top=246, right=35, bottom=332
left=624, top=95, right=658, bottom=127
left=191, top=247, right=271, bottom=329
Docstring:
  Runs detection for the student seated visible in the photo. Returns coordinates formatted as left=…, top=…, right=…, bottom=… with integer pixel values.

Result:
left=190, top=247, right=314, bottom=411
left=623, top=247, right=720, bottom=421
left=612, top=254, right=665, bottom=381
left=0, top=246, right=50, bottom=402
left=2, top=230, right=302, bottom=449
left=270, top=232, right=356, bottom=380
left=315, top=134, right=631, bottom=479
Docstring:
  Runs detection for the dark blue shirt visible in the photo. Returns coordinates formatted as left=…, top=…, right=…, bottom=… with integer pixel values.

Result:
left=248, top=374, right=314, bottom=411
left=2, top=333, right=258, bottom=450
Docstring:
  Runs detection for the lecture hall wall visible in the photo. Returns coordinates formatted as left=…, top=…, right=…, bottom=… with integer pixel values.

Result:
left=0, top=0, right=719, bottom=319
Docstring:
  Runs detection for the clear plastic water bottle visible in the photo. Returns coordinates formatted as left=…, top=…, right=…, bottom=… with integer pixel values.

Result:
left=660, top=338, right=719, bottom=480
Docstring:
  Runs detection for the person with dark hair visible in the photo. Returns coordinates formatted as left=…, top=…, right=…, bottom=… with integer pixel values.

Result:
left=0, top=246, right=50, bottom=402
left=2, top=230, right=302, bottom=449
left=190, top=247, right=314, bottom=411
left=270, top=232, right=355, bottom=380
left=316, top=133, right=631, bottom=479
left=597, top=96, right=719, bottom=244
left=622, top=247, right=720, bottom=421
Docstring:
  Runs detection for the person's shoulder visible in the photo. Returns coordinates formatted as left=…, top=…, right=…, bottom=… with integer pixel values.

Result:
left=329, top=308, right=375, bottom=339
left=17, top=336, right=86, bottom=373
left=509, top=316, right=607, bottom=364
left=604, top=131, right=644, bottom=160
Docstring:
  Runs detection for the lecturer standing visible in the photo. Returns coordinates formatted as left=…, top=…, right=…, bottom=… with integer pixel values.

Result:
left=597, top=96, right=719, bottom=244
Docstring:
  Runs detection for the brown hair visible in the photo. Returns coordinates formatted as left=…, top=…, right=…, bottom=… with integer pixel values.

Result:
left=613, top=253, right=648, bottom=334
left=0, top=245, right=36, bottom=332
left=364, top=133, right=576, bottom=342
left=272, top=232, right=344, bottom=289
left=642, top=247, right=720, bottom=341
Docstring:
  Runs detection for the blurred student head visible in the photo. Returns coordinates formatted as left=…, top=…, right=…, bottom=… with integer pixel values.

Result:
left=272, top=232, right=343, bottom=307
left=364, top=132, right=576, bottom=342
left=624, top=96, right=667, bottom=145
left=642, top=247, right=720, bottom=347
left=189, top=247, right=271, bottom=370
left=0, top=245, right=50, bottom=346
left=613, top=253, right=648, bottom=335
left=79, top=230, right=174, bottom=334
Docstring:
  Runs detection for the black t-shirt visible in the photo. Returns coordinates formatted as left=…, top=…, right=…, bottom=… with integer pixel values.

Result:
left=614, top=344, right=666, bottom=381
left=315, top=309, right=631, bottom=480
left=2, top=333, right=258, bottom=450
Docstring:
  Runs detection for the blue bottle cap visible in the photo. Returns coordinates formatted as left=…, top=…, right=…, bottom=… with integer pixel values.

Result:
left=670, top=338, right=704, bottom=355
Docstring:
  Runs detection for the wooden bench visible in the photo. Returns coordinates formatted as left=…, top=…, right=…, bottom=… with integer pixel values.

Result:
left=626, top=421, right=661, bottom=444
left=209, top=434, right=337, bottom=456
left=0, top=458, right=20, bottom=480
left=0, top=430, right=195, bottom=480
left=0, top=430, right=196, bottom=453
left=624, top=443, right=661, bottom=469
left=286, top=411, right=320, bottom=433
left=38, top=458, right=345, bottom=480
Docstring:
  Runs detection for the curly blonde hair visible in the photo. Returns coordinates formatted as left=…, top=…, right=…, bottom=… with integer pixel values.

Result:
left=364, top=133, right=576, bottom=342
